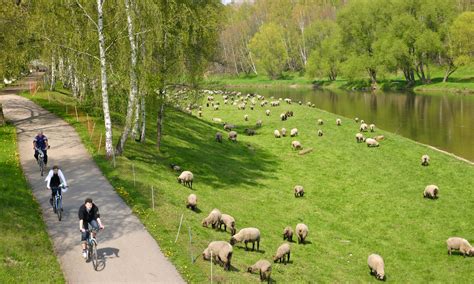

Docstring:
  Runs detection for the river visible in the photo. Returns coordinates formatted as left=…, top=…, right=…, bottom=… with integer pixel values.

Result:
left=229, top=87, right=474, bottom=162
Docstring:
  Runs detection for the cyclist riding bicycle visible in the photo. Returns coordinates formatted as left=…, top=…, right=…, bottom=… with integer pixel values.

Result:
left=44, top=165, right=68, bottom=208
left=79, top=198, right=105, bottom=259
left=33, top=130, right=49, bottom=166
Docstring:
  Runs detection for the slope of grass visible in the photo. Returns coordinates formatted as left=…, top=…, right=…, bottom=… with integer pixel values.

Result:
left=0, top=124, right=64, bottom=283
left=23, top=90, right=474, bottom=283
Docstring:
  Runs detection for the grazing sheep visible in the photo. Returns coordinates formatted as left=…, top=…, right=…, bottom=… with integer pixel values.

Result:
left=250, top=105, right=254, bottom=110
left=230, top=227, right=260, bottom=251
left=212, top=117, right=222, bottom=123
left=256, top=120, right=263, bottom=128
left=202, top=241, right=233, bottom=271
left=294, top=185, right=304, bottom=197
left=265, top=109, right=270, bottom=116
left=311, top=104, right=315, bottom=108
left=281, top=128, right=287, bottom=137
left=248, top=260, right=272, bottom=282
left=317, top=129, right=323, bottom=137
left=223, top=123, right=235, bottom=131
left=228, top=131, right=238, bottom=142
left=280, top=113, right=287, bottom=121
left=198, top=111, right=202, bottom=117
left=214, top=105, right=219, bottom=111
left=356, top=133, right=365, bottom=143
left=290, top=128, right=298, bottom=137
left=423, top=184, right=439, bottom=199
left=421, top=154, right=430, bottom=166
left=317, top=119, right=324, bottom=125
left=273, top=243, right=291, bottom=264
left=366, top=138, right=379, bottom=147
left=360, top=123, right=368, bottom=132
left=283, top=226, right=293, bottom=242
left=286, top=110, right=294, bottom=117
left=360, top=119, right=365, bottom=124
left=274, top=130, right=281, bottom=138
left=219, top=214, right=236, bottom=235
left=374, top=135, right=385, bottom=141
left=447, top=237, right=474, bottom=257
left=186, top=194, right=197, bottom=210
left=177, top=171, right=194, bottom=189
left=170, top=163, right=181, bottom=172
left=355, top=117, right=359, bottom=122
left=307, top=102, right=311, bottom=106
left=295, top=223, right=308, bottom=244
left=368, top=254, right=386, bottom=280
left=213, top=131, right=223, bottom=142
left=244, top=114, right=249, bottom=121
left=206, top=103, right=210, bottom=107
left=245, top=128, right=256, bottom=136
left=298, top=101, right=302, bottom=105
left=336, top=118, right=342, bottom=126
left=291, top=141, right=302, bottom=150
left=202, top=208, right=222, bottom=229
left=369, top=124, right=376, bottom=132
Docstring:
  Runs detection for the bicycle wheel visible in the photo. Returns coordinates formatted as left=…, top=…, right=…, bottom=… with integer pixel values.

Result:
left=91, top=240, right=98, bottom=270
left=39, top=159, right=44, bottom=176
left=56, top=198, right=62, bottom=221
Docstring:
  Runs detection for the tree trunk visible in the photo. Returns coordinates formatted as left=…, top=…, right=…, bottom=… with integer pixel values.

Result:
left=131, top=92, right=140, bottom=139
left=156, top=97, right=164, bottom=150
left=116, top=0, right=138, bottom=155
left=139, top=94, right=146, bottom=142
left=97, top=0, right=114, bottom=159
left=50, top=55, right=56, bottom=91
left=72, top=68, right=79, bottom=98
left=58, top=57, right=64, bottom=82
left=443, top=60, right=457, bottom=83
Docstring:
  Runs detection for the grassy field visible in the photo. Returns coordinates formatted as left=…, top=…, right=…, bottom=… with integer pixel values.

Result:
left=0, top=124, right=64, bottom=283
left=22, top=90, right=474, bottom=283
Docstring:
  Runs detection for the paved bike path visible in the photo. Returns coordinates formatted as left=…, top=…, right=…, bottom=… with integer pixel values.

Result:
left=0, top=74, right=185, bottom=283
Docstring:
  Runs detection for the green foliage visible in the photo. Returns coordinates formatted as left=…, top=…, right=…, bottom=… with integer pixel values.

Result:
left=450, top=11, right=474, bottom=66
left=306, top=26, right=343, bottom=81
left=249, top=23, right=289, bottom=79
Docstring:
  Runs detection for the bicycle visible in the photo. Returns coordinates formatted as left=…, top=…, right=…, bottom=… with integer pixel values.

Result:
left=35, top=147, right=45, bottom=176
left=51, top=184, right=67, bottom=221
left=85, top=228, right=102, bottom=270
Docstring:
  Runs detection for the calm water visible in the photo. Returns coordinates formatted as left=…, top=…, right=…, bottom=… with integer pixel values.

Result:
left=231, top=87, right=474, bottom=162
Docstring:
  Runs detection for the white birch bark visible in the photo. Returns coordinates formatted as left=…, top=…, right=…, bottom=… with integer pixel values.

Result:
left=50, top=54, right=56, bottom=91
left=139, top=94, right=146, bottom=142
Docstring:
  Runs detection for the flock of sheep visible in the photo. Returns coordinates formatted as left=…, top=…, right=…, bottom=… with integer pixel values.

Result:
left=172, top=90, right=473, bottom=282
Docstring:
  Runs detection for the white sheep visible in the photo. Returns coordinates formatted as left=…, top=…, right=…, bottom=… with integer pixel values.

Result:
left=186, top=194, right=197, bottom=210
left=290, top=128, right=298, bottom=137
left=447, top=237, right=474, bottom=257
left=198, top=110, right=202, bottom=117
left=202, top=208, right=222, bottom=229
left=367, top=253, right=385, bottom=280
left=336, top=118, right=342, bottom=126
left=244, top=114, right=249, bottom=121
left=274, top=130, right=281, bottom=138
left=294, top=185, right=304, bottom=197
left=317, top=129, right=323, bottom=137
left=369, top=124, right=376, bottom=132
left=295, top=223, right=308, bottom=244
left=360, top=123, right=368, bottom=132
left=421, top=154, right=430, bottom=166
left=366, top=138, right=379, bottom=147
left=265, top=109, right=270, bottom=116
left=356, top=133, right=365, bottom=143
left=247, top=260, right=272, bottom=282
left=374, top=135, right=385, bottom=141
left=177, top=171, right=194, bottom=189
left=228, top=131, right=237, bottom=142
left=283, top=226, right=293, bottom=242
left=355, top=117, right=359, bottom=122
left=230, top=227, right=260, bottom=251
left=256, top=120, right=263, bottom=128
left=423, top=184, right=439, bottom=199
left=281, top=128, right=287, bottom=137
left=219, top=214, right=236, bottom=235
left=202, top=241, right=233, bottom=270
left=317, top=119, right=323, bottom=125
left=212, top=117, right=222, bottom=123
left=214, top=105, right=219, bottom=111
left=273, top=243, right=290, bottom=264
left=291, top=141, right=302, bottom=150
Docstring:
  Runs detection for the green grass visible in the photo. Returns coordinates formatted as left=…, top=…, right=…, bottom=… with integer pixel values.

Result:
left=23, top=90, right=474, bottom=283
left=0, top=124, right=64, bottom=283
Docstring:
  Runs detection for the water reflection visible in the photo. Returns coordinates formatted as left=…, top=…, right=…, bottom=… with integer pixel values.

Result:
left=231, top=87, right=474, bottom=162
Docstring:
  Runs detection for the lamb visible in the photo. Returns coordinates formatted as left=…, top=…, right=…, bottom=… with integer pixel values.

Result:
left=230, top=227, right=260, bottom=251
left=186, top=194, right=197, bottom=210
left=290, top=128, right=298, bottom=137
left=360, top=123, right=368, bottom=132
left=170, top=163, right=181, bottom=172
left=317, top=119, right=323, bottom=125
left=369, top=124, right=376, bottom=132
left=366, top=138, right=379, bottom=147
left=228, top=131, right=238, bottom=142
left=281, top=128, right=287, bottom=137
left=336, top=118, right=342, bottom=126
left=265, top=109, right=271, bottom=116
left=421, top=154, right=430, bottom=166
left=202, top=241, right=233, bottom=270
left=219, top=214, right=236, bottom=235
left=202, top=208, right=222, bottom=229
left=447, top=237, right=474, bottom=257
left=291, top=141, right=302, bottom=150
left=294, top=185, right=304, bottom=197
left=247, top=260, right=272, bottom=282
left=367, top=254, right=385, bottom=280
left=245, top=128, right=256, bottom=136
left=274, top=130, right=281, bottom=138
left=215, top=132, right=223, bottom=143
left=295, top=223, right=308, bottom=244
left=356, top=133, right=365, bottom=143
left=317, top=129, right=323, bottom=137
left=423, top=184, right=439, bottom=199
left=177, top=171, right=194, bottom=189
left=283, top=226, right=293, bottom=242
left=256, top=120, right=263, bottom=128
left=273, top=243, right=291, bottom=264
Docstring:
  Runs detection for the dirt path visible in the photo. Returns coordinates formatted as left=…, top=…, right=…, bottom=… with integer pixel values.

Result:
left=0, top=74, right=185, bottom=283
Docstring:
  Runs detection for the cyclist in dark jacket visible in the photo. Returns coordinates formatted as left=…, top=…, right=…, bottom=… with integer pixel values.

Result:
left=33, top=130, right=49, bottom=165
left=78, top=198, right=105, bottom=259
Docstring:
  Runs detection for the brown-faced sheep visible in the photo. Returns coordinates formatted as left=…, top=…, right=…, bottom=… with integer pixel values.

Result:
left=265, top=109, right=270, bottom=116
left=421, top=154, right=430, bottom=166
left=228, top=131, right=238, bottom=142
left=230, top=228, right=260, bottom=251
left=366, top=138, right=379, bottom=147
left=273, top=243, right=291, bottom=264
left=202, top=241, right=233, bottom=270
left=369, top=124, right=376, bottom=132
left=219, top=214, right=236, bottom=235
left=248, top=260, right=272, bottom=282
left=317, top=129, right=323, bottom=137
left=281, top=128, right=287, bottom=137
left=291, top=141, right=302, bottom=150
left=295, top=223, right=308, bottom=244
left=214, top=105, right=219, bottom=111
left=447, top=237, right=474, bottom=257
left=215, top=132, right=223, bottom=143
left=256, top=120, right=263, bottom=128
left=423, top=184, right=439, bottom=199
left=283, top=226, right=293, bottom=242
left=177, top=171, right=193, bottom=189
left=202, top=208, right=222, bottom=229
left=186, top=194, right=197, bottom=210
left=368, top=254, right=385, bottom=280
left=294, top=185, right=304, bottom=197
left=290, top=128, right=298, bottom=137
left=274, top=130, right=281, bottom=138
left=198, top=111, right=202, bottom=117
left=360, top=123, right=368, bottom=132
left=317, top=119, right=324, bottom=125
left=336, top=118, right=342, bottom=126
left=280, top=113, right=288, bottom=121
left=356, top=133, right=365, bottom=143
left=245, top=128, right=256, bottom=136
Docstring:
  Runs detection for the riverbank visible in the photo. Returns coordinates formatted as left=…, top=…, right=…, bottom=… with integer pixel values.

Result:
left=0, top=124, right=64, bottom=282
left=21, top=90, right=474, bottom=282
